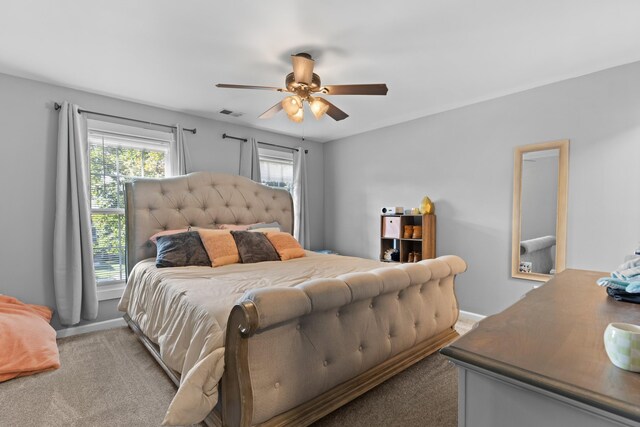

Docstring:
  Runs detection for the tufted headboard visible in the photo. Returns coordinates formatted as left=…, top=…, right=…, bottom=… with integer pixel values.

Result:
left=124, top=172, right=294, bottom=275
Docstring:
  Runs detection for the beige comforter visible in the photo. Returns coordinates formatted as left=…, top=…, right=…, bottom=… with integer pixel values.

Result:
left=117, top=252, right=385, bottom=425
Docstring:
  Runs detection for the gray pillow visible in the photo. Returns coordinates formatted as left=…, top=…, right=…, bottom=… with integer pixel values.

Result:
left=248, top=221, right=281, bottom=231
left=156, top=231, right=211, bottom=268
left=231, top=231, right=280, bottom=263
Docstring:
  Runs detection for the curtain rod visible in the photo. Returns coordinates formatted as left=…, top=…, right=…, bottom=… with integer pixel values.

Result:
left=54, top=102, right=197, bottom=134
left=222, top=133, right=308, bottom=154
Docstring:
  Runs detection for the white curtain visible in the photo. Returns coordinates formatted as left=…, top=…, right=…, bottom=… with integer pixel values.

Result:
left=293, top=148, right=310, bottom=249
left=53, top=102, right=98, bottom=326
left=169, top=124, right=188, bottom=176
left=239, top=137, right=261, bottom=181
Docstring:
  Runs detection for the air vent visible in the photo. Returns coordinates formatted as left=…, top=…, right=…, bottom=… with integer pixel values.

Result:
left=219, top=109, right=243, bottom=118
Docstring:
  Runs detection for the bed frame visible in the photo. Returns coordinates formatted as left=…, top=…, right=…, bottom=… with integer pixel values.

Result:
left=123, top=172, right=466, bottom=427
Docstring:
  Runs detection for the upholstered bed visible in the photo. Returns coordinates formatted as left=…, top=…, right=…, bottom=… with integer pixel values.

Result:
left=118, top=172, right=466, bottom=426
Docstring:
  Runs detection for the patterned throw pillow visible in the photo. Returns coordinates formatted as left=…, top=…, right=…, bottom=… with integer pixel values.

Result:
left=198, top=229, right=240, bottom=267
left=265, top=232, right=306, bottom=261
left=231, top=231, right=280, bottom=264
left=155, top=231, right=211, bottom=268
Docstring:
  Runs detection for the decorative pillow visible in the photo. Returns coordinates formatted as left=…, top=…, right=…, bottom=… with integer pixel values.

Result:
left=197, top=229, right=240, bottom=267
left=217, top=224, right=252, bottom=231
left=248, top=227, right=281, bottom=233
left=155, top=231, right=211, bottom=268
left=231, top=231, right=280, bottom=264
left=150, top=228, right=192, bottom=244
left=248, top=221, right=281, bottom=231
left=265, top=232, right=306, bottom=261
left=0, top=295, right=59, bottom=382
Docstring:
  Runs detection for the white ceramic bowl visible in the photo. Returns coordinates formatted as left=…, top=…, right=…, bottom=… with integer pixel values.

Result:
left=603, top=322, right=640, bottom=372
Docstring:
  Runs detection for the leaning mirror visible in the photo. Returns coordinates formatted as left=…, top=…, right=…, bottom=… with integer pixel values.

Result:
left=512, top=139, right=569, bottom=281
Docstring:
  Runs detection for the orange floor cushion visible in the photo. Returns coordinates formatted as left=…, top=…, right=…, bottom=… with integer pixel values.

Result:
left=0, top=295, right=60, bottom=382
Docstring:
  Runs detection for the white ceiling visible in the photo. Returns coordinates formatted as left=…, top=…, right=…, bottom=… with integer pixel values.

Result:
left=1, top=1, right=640, bottom=142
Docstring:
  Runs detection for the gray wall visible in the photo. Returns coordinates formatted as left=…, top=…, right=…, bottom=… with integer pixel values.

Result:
left=324, top=61, right=640, bottom=316
left=0, top=72, right=324, bottom=330
left=521, top=154, right=559, bottom=241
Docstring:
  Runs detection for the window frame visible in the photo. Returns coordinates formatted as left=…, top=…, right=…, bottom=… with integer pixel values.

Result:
left=258, top=147, right=294, bottom=193
left=87, top=122, right=172, bottom=293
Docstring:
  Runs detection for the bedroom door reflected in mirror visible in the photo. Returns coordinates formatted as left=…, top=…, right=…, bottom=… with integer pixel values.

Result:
left=512, top=139, right=569, bottom=282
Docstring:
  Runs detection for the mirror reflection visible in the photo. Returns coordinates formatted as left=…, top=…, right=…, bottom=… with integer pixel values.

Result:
left=519, top=149, right=559, bottom=275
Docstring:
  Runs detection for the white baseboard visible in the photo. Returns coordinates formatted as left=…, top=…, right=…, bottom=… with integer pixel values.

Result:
left=459, top=310, right=487, bottom=323
left=56, top=317, right=126, bottom=338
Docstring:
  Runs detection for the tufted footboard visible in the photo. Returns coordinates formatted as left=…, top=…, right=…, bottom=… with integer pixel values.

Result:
left=222, top=255, right=467, bottom=427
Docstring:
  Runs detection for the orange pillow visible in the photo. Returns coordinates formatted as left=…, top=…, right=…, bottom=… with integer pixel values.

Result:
left=265, top=232, right=306, bottom=261
left=0, top=295, right=60, bottom=382
left=197, top=229, right=240, bottom=267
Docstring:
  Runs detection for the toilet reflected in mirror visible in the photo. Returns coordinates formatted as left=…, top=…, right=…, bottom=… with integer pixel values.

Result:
left=512, top=140, right=569, bottom=281
left=521, top=149, right=559, bottom=274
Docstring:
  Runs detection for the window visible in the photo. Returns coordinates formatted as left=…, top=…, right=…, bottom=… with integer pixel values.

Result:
left=259, top=148, right=294, bottom=192
left=88, top=122, right=171, bottom=284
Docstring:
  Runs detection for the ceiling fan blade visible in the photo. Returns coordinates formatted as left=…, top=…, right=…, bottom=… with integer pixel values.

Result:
left=216, top=84, right=285, bottom=92
left=321, top=84, right=388, bottom=96
left=324, top=99, right=349, bottom=121
left=291, top=53, right=315, bottom=85
left=258, top=102, right=284, bottom=119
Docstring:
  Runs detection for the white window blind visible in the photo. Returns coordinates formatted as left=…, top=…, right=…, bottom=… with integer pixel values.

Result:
left=259, top=148, right=293, bottom=193
left=88, top=127, right=171, bottom=284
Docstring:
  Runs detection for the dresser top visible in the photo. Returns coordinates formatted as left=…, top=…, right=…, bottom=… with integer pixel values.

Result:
left=442, top=269, right=640, bottom=422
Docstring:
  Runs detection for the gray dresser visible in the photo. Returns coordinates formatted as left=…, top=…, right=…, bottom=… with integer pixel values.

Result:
left=442, top=269, right=640, bottom=427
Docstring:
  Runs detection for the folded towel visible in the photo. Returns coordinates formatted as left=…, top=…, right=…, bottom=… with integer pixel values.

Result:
left=612, top=266, right=640, bottom=281
left=597, top=277, right=640, bottom=294
left=607, top=256, right=640, bottom=287
left=597, top=277, right=628, bottom=290
left=618, top=256, right=640, bottom=270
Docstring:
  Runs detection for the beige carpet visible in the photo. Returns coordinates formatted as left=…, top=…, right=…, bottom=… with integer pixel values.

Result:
left=0, top=320, right=474, bottom=427
left=314, top=319, right=474, bottom=427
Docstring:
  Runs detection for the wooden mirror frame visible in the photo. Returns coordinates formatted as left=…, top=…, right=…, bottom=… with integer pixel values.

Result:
left=512, top=139, right=569, bottom=282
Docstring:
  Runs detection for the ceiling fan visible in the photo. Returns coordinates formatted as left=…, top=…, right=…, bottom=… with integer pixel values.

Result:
left=216, top=53, right=388, bottom=122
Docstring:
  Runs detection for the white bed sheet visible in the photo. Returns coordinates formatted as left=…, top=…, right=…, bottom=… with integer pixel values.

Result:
left=117, top=251, right=385, bottom=425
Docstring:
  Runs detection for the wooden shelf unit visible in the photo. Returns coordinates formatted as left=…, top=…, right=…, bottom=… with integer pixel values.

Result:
left=380, top=214, right=436, bottom=263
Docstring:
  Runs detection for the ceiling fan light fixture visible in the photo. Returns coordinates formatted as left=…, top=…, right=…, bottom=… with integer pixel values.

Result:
left=287, top=108, right=304, bottom=123
left=216, top=53, right=388, bottom=123
left=309, top=96, right=330, bottom=120
left=282, top=95, right=302, bottom=115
